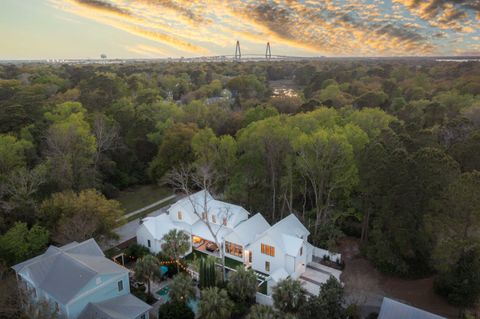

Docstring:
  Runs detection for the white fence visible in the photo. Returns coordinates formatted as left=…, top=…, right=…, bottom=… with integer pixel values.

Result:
left=313, top=247, right=342, bottom=263
left=255, top=292, right=274, bottom=306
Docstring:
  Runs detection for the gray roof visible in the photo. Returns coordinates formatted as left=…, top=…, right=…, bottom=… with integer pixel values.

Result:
left=12, top=239, right=128, bottom=305
left=378, top=298, right=446, bottom=319
left=79, top=294, right=151, bottom=319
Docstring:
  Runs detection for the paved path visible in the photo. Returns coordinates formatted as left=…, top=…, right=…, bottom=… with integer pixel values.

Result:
left=118, top=194, right=176, bottom=221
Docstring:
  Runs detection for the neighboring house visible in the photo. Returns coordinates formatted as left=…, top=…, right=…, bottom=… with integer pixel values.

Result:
left=137, top=190, right=340, bottom=297
left=378, top=297, right=446, bottom=319
left=12, top=239, right=151, bottom=319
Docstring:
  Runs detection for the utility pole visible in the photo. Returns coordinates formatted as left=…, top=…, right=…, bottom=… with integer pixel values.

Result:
left=235, top=40, right=241, bottom=61
left=265, top=42, right=271, bottom=60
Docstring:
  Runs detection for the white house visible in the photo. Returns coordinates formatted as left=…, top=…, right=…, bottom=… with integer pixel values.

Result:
left=137, top=190, right=249, bottom=256
left=136, top=190, right=341, bottom=297
left=249, top=214, right=309, bottom=279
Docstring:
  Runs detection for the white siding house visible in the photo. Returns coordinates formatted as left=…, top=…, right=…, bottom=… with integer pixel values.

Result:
left=136, top=190, right=341, bottom=298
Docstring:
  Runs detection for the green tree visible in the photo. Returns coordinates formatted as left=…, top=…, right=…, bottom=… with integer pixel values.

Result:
left=198, top=287, right=233, bottom=319
left=293, top=128, right=358, bottom=235
left=158, top=301, right=194, bottom=319
left=272, top=278, right=307, bottom=314
left=38, top=189, right=123, bottom=244
left=299, top=277, right=346, bottom=319
left=44, top=102, right=96, bottom=190
left=427, top=171, right=480, bottom=274
left=169, top=273, right=196, bottom=304
left=247, top=304, right=277, bottom=319
left=227, top=266, right=257, bottom=303
left=199, top=256, right=217, bottom=289
left=0, top=134, right=33, bottom=179
left=243, top=105, right=279, bottom=127
left=148, top=123, right=198, bottom=181
left=0, top=222, right=49, bottom=265
left=135, top=255, right=161, bottom=297
left=161, top=229, right=190, bottom=272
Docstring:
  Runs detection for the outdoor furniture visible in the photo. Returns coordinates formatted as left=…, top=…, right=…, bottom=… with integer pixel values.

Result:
left=206, top=242, right=218, bottom=252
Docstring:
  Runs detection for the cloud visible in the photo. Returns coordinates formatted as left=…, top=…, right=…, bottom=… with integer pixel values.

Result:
left=49, top=0, right=479, bottom=57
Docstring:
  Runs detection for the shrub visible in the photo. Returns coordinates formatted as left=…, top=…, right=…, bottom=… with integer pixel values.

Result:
left=158, top=301, right=194, bottom=319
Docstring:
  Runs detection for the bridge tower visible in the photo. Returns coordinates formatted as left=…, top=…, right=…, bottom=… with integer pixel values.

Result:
left=265, top=42, right=271, bottom=60
left=235, top=40, right=241, bottom=60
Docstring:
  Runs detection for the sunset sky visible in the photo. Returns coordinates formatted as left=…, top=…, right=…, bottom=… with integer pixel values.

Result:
left=1, top=0, right=479, bottom=59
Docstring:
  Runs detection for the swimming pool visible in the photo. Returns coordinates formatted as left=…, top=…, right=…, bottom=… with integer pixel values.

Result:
left=156, top=285, right=199, bottom=314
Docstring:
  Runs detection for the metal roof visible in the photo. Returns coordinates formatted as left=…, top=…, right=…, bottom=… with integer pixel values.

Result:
left=378, top=298, right=446, bottom=319
left=79, top=293, right=151, bottom=319
left=12, top=239, right=128, bottom=305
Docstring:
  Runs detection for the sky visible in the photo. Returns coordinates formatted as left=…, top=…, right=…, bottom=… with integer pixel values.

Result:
left=0, top=0, right=479, bottom=59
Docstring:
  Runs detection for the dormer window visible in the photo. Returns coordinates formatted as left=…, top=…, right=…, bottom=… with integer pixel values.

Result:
left=223, top=217, right=227, bottom=226
left=212, top=215, right=216, bottom=223
left=177, top=211, right=183, bottom=220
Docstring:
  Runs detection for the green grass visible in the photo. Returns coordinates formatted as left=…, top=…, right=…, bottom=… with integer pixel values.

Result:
left=115, top=184, right=172, bottom=214
left=183, top=250, right=244, bottom=270
left=258, top=281, right=268, bottom=294
left=225, top=256, right=244, bottom=270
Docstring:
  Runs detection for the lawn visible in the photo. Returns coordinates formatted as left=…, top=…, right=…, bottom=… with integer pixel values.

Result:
left=183, top=250, right=244, bottom=270
left=115, top=184, right=173, bottom=214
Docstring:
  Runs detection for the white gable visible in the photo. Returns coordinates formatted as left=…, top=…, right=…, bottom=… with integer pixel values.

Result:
left=168, top=190, right=248, bottom=228
left=225, top=213, right=270, bottom=247
left=141, top=214, right=190, bottom=240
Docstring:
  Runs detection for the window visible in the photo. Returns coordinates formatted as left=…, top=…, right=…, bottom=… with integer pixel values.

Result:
left=212, top=215, right=216, bottom=223
left=265, top=261, right=270, bottom=272
left=177, top=211, right=183, bottom=220
left=118, top=280, right=123, bottom=292
left=202, top=212, right=207, bottom=220
left=55, top=302, right=59, bottom=312
left=147, top=240, right=151, bottom=248
left=223, top=217, right=227, bottom=226
left=225, top=241, right=243, bottom=257
left=261, top=244, right=275, bottom=257
left=141, top=315, right=146, bottom=319
left=299, top=246, right=303, bottom=256
left=32, top=288, right=37, bottom=298
left=248, top=251, right=252, bottom=263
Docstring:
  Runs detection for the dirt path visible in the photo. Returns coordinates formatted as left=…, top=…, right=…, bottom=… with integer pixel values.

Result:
left=338, top=237, right=460, bottom=319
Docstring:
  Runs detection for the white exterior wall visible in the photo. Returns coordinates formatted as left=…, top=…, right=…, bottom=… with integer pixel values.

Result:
left=136, top=225, right=162, bottom=253
left=250, top=234, right=285, bottom=275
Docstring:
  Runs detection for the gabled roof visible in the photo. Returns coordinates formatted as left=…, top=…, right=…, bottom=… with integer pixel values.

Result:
left=140, top=214, right=190, bottom=240
left=226, top=213, right=270, bottom=247
left=12, top=239, right=128, bottom=305
left=378, top=298, right=446, bottom=319
left=191, top=220, right=233, bottom=243
left=79, top=293, right=151, bottom=319
left=253, top=214, right=309, bottom=256
left=168, top=190, right=249, bottom=228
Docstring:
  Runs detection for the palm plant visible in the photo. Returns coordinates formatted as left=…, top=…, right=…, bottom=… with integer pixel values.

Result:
left=247, top=304, right=278, bottom=319
left=198, top=287, right=233, bottom=319
left=227, top=266, right=257, bottom=303
left=161, top=229, right=190, bottom=273
left=134, top=254, right=161, bottom=297
left=169, top=273, right=196, bottom=304
left=272, top=278, right=307, bottom=314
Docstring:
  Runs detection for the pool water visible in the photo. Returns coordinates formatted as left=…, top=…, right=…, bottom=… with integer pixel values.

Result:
left=156, top=285, right=198, bottom=314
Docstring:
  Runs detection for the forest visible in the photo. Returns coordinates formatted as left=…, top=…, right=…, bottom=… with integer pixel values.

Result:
left=0, top=59, right=480, bottom=311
